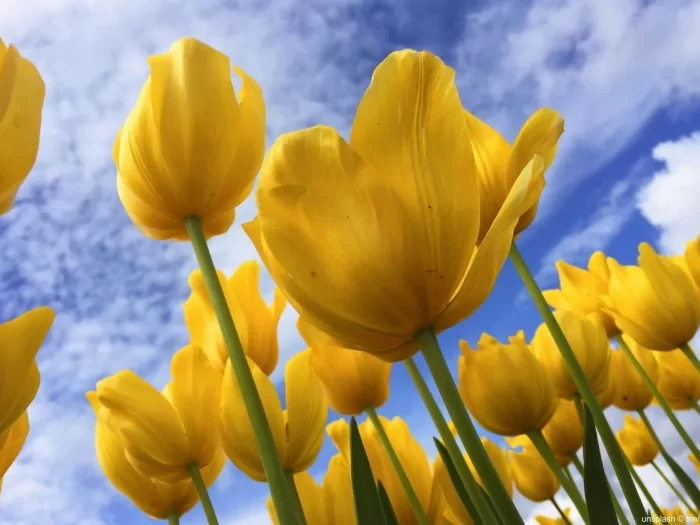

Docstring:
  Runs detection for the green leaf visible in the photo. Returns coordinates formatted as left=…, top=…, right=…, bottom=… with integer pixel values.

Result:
left=582, top=404, right=618, bottom=525
left=661, top=451, right=700, bottom=510
left=377, top=481, right=399, bottom=525
left=434, top=439, right=481, bottom=522
left=350, top=417, right=388, bottom=525
left=478, top=486, right=505, bottom=525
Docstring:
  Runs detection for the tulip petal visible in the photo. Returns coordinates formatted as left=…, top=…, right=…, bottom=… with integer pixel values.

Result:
left=0, top=411, right=29, bottom=477
left=323, top=454, right=356, bottom=525
left=327, top=419, right=351, bottom=461
left=508, top=108, right=563, bottom=182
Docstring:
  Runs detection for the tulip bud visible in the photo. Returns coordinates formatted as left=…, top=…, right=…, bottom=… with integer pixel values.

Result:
left=654, top=349, right=700, bottom=410
left=433, top=453, right=475, bottom=525
left=0, top=412, right=29, bottom=480
left=610, top=336, right=659, bottom=411
left=595, top=371, right=617, bottom=410
left=616, top=415, right=658, bottom=466
left=467, top=437, right=513, bottom=498
left=541, top=399, right=582, bottom=460
left=508, top=443, right=559, bottom=502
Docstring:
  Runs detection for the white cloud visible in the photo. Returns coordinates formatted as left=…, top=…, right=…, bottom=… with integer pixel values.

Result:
left=637, top=131, right=700, bottom=254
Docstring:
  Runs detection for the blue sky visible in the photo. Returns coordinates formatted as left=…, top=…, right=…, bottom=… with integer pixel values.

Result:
left=1, top=0, right=700, bottom=523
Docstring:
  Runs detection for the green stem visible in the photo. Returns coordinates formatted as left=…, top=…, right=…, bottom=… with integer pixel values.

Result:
left=366, top=406, right=429, bottom=525
left=625, top=457, right=663, bottom=518
left=693, top=402, right=700, bottom=417
left=651, top=460, right=693, bottom=510
left=571, top=455, right=584, bottom=477
left=564, top=464, right=577, bottom=487
left=187, top=463, right=219, bottom=525
left=617, top=336, right=700, bottom=461
left=184, top=217, right=297, bottom=525
left=527, top=431, right=589, bottom=523
left=404, top=359, right=499, bottom=525
left=416, top=329, right=524, bottom=525
left=550, top=497, right=573, bottom=525
left=284, top=470, right=307, bottom=525
left=681, top=343, right=700, bottom=376
left=167, top=513, right=180, bottom=525
left=509, top=243, right=646, bottom=523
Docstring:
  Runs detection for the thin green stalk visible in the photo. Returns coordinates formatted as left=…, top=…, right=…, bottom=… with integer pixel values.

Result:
left=573, top=446, right=630, bottom=525
left=404, top=359, right=500, bottom=525
left=167, top=513, right=180, bottom=525
left=187, top=463, right=219, bottom=525
left=550, top=497, right=573, bottom=525
left=185, top=217, right=298, bottom=525
left=693, top=402, right=700, bottom=417
left=285, top=470, right=307, bottom=525
left=625, top=457, right=663, bottom=518
left=564, top=464, right=577, bottom=487
left=651, top=460, right=693, bottom=510
left=571, top=455, right=584, bottom=477
left=617, top=336, right=700, bottom=461
left=366, top=407, right=429, bottom=525
left=509, top=243, right=647, bottom=523
left=527, top=431, right=589, bottom=523
left=681, top=343, right=700, bottom=375
left=416, top=329, right=524, bottom=525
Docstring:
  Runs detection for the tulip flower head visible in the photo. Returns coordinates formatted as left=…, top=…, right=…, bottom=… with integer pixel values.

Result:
left=458, top=333, right=558, bottom=436
left=684, top=235, right=700, bottom=291
left=245, top=49, right=548, bottom=362
left=267, top=472, right=326, bottom=525
left=541, top=399, right=582, bottom=461
left=467, top=437, right=513, bottom=498
left=543, top=252, right=618, bottom=337
left=0, top=306, right=55, bottom=435
left=610, top=336, right=659, bottom=411
left=0, top=411, right=29, bottom=480
left=184, top=260, right=286, bottom=374
left=535, top=508, right=572, bottom=525
left=602, top=244, right=700, bottom=350
left=654, top=349, right=700, bottom=410
left=220, top=349, right=327, bottom=481
left=91, top=345, right=222, bottom=482
left=114, top=37, right=265, bottom=240
left=298, top=317, right=391, bottom=415
left=0, top=39, right=45, bottom=215
left=595, top=370, right=617, bottom=411
left=532, top=310, right=610, bottom=399
left=616, top=414, right=658, bottom=466
left=433, top=453, right=475, bottom=525
left=507, top=440, right=560, bottom=502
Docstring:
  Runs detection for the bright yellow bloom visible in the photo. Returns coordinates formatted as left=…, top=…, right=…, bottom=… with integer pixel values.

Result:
left=616, top=414, right=658, bottom=466
left=467, top=437, right=513, bottom=498
left=221, top=349, right=327, bottom=481
left=0, top=39, right=45, bottom=215
left=602, top=244, right=700, bottom=350
left=465, top=107, right=564, bottom=240
left=91, top=345, right=221, bottom=482
left=114, top=37, right=265, bottom=241
left=656, top=506, right=686, bottom=519
left=87, top=392, right=225, bottom=519
left=685, top=235, right=700, bottom=290
left=433, top=453, right=474, bottom=524
left=322, top=455, right=357, bottom=525
left=596, top=371, right=617, bottom=411
left=543, top=252, right=618, bottom=338
left=535, top=508, right=572, bottom=525
left=541, top=399, right=582, bottom=461
left=298, top=317, right=391, bottom=415
left=267, top=471, right=326, bottom=525
left=244, top=50, right=546, bottom=362
left=0, top=306, right=55, bottom=435
left=654, top=349, right=700, bottom=410
left=0, top=411, right=29, bottom=483
left=458, top=333, right=558, bottom=435
left=184, top=260, right=286, bottom=374
left=508, top=442, right=559, bottom=502
left=610, top=336, right=658, bottom=411
left=532, top=310, right=610, bottom=398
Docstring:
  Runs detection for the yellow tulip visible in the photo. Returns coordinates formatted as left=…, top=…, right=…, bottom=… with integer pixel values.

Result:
left=654, top=349, right=700, bottom=410
left=610, top=336, right=659, bottom=411
left=114, top=37, right=265, bottom=241
left=0, top=412, right=29, bottom=480
left=221, top=349, right=327, bottom=481
left=542, top=252, right=618, bottom=337
left=184, top=260, right=286, bottom=374
left=508, top=442, right=559, bottom=502
left=656, top=506, right=686, bottom=519
left=458, top=334, right=558, bottom=436
left=244, top=49, right=545, bottom=362
left=433, top=453, right=474, bottom=525
left=531, top=310, right=610, bottom=398
left=602, top=244, right=700, bottom=350
left=595, top=370, right=617, bottom=410
left=91, top=345, right=221, bottom=482
left=322, top=454, right=357, bottom=525
left=541, top=399, right=582, bottom=461
left=87, top=392, right=225, bottom=519
left=267, top=471, right=326, bottom=525
left=327, top=416, right=433, bottom=524
left=616, top=415, right=658, bottom=466
left=467, top=437, right=513, bottom=498
left=298, top=317, right=391, bottom=415
left=464, top=107, right=564, bottom=240
left=685, top=235, right=700, bottom=290
left=0, top=306, right=55, bottom=435
left=689, top=454, right=700, bottom=475
left=535, top=508, right=572, bottom=525
left=0, top=39, right=45, bottom=214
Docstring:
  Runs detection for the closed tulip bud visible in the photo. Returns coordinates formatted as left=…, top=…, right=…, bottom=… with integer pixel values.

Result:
left=532, top=310, right=610, bottom=399
left=0, top=411, right=29, bottom=480
left=87, top=392, right=225, bottom=519
left=0, top=306, right=55, bottom=435
left=610, top=336, right=659, bottom=411
left=245, top=50, right=548, bottom=362
left=543, top=252, right=618, bottom=337
left=602, top=245, right=700, bottom=350
left=0, top=39, right=45, bottom=214
left=114, top=37, right=265, bottom=241
left=541, top=399, right=582, bottom=460
left=467, top=437, right=513, bottom=498
left=508, top=443, right=559, bottom=502
left=92, top=345, right=221, bottom=482
left=535, top=509, right=572, bottom=525
left=221, top=349, right=327, bottom=481
left=184, top=260, right=286, bottom=374
left=267, top=472, right=325, bottom=525
left=685, top=235, right=700, bottom=290
left=465, top=107, right=564, bottom=240
left=617, top=415, right=658, bottom=466
left=654, top=349, right=700, bottom=410
left=458, top=334, right=558, bottom=436
left=298, top=317, right=391, bottom=415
